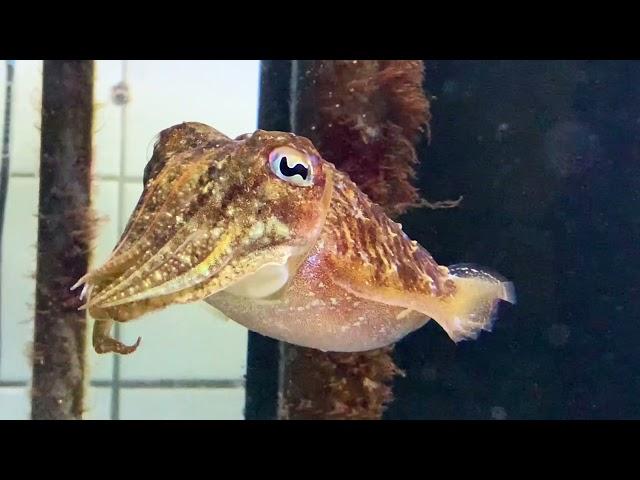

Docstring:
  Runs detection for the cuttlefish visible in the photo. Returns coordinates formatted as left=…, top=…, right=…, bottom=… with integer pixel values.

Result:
left=73, top=122, right=515, bottom=355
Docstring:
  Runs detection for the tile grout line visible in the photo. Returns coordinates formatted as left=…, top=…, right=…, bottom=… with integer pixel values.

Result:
left=110, top=59, right=129, bottom=421
left=10, top=171, right=144, bottom=183
left=0, top=379, right=244, bottom=388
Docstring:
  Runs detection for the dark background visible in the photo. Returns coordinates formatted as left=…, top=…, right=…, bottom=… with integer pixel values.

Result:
left=392, top=60, right=640, bottom=419
left=247, top=60, right=640, bottom=420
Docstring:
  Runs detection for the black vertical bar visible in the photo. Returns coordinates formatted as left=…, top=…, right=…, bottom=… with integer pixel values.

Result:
left=244, top=60, right=292, bottom=420
left=32, top=60, right=94, bottom=419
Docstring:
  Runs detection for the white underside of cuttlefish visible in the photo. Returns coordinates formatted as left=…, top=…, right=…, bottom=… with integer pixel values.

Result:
left=73, top=122, right=515, bottom=355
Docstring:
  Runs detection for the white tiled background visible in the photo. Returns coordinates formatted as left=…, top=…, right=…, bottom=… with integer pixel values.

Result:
left=0, top=60, right=261, bottom=419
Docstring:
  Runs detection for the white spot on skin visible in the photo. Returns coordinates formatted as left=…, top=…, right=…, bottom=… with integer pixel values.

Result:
left=266, top=217, right=290, bottom=238
left=364, top=126, right=379, bottom=138
left=353, top=209, right=366, bottom=221
left=358, top=251, right=371, bottom=265
left=248, top=222, right=265, bottom=240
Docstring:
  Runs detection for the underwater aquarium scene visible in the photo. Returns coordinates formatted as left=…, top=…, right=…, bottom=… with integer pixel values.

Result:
left=0, top=60, right=637, bottom=420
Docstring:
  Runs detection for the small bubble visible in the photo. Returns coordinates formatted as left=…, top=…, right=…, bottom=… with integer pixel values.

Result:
left=548, top=323, right=571, bottom=347
left=110, top=81, right=130, bottom=105
left=421, top=365, right=437, bottom=381
left=442, top=80, right=457, bottom=95
left=490, top=406, right=507, bottom=420
left=496, top=123, right=510, bottom=142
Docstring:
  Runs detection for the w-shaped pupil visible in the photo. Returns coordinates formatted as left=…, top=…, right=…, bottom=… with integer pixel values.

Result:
left=279, top=156, right=308, bottom=180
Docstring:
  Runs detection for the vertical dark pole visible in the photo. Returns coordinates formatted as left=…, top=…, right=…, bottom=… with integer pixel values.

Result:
left=280, top=61, right=429, bottom=419
left=32, top=60, right=95, bottom=420
left=244, top=60, right=292, bottom=420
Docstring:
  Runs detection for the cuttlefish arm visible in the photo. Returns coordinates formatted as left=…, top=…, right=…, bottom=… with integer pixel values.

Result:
left=75, top=122, right=237, bottom=354
left=323, top=167, right=515, bottom=342
left=74, top=122, right=234, bottom=290
left=92, top=319, right=141, bottom=354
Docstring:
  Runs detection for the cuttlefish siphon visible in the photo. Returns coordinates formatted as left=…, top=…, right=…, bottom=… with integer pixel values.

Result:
left=73, top=122, right=516, bottom=355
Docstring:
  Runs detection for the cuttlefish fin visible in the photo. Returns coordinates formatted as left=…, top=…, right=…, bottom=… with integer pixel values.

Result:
left=330, top=257, right=516, bottom=343
left=323, top=167, right=515, bottom=342
left=428, top=264, right=516, bottom=342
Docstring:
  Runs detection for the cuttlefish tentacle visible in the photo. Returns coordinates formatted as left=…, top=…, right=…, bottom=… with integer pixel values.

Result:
left=93, top=318, right=141, bottom=355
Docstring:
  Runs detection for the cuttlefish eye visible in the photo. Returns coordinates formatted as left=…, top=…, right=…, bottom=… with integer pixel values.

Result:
left=268, top=146, right=314, bottom=187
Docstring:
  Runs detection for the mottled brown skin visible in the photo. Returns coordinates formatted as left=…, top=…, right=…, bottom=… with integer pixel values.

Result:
left=75, top=122, right=512, bottom=354
left=206, top=164, right=455, bottom=352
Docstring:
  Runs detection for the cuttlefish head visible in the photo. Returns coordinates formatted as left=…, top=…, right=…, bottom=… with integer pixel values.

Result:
left=75, top=122, right=333, bottom=323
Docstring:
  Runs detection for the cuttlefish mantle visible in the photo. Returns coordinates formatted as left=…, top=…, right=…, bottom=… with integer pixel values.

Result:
left=73, top=122, right=515, bottom=355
